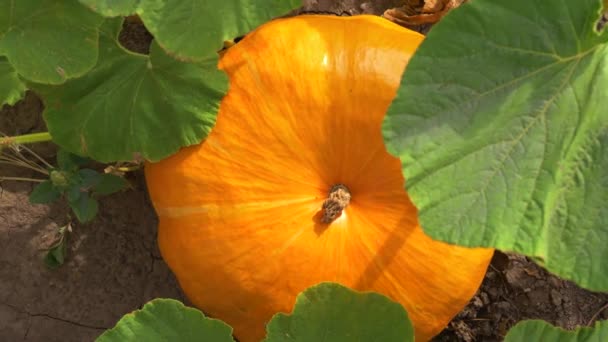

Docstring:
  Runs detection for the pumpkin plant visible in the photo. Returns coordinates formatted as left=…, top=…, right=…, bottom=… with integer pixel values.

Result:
left=0, top=0, right=300, bottom=162
left=0, top=0, right=302, bottom=265
left=0, top=139, right=128, bottom=267
left=145, top=14, right=493, bottom=342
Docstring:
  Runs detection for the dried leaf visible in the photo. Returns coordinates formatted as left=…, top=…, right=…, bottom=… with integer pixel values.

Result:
left=384, top=0, right=466, bottom=26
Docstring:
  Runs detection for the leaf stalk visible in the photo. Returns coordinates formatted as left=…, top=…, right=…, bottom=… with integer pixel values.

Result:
left=0, top=132, right=53, bottom=146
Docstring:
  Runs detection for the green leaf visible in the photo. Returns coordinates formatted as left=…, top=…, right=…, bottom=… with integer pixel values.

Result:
left=78, top=0, right=138, bottom=16
left=78, top=168, right=102, bottom=188
left=383, top=0, right=608, bottom=291
left=66, top=185, right=82, bottom=203
left=505, top=319, right=608, bottom=341
left=93, top=174, right=128, bottom=195
left=38, top=19, right=226, bottom=162
left=97, top=298, right=235, bottom=342
left=0, top=57, right=26, bottom=105
left=44, top=234, right=68, bottom=269
left=69, top=193, right=98, bottom=223
left=264, top=282, right=413, bottom=342
left=136, top=0, right=301, bottom=61
left=0, top=0, right=104, bottom=84
left=57, top=149, right=90, bottom=172
left=29, top=180, right=61, bottom=204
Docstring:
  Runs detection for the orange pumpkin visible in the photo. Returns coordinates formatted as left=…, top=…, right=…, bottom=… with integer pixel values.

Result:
left=145, top=15, right=493, bottom=342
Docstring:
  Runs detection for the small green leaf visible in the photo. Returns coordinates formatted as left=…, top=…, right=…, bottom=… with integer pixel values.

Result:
left=264, top=282, right=414, bottom=342
left=78, top=0, right=138, bottom=16
left=38, top=18, right=226, bottom=162
left=505, top=319, right=608, bottom=341
left=94, top=174, right=128, bottom=195
left=78, top=168, right=102, bottom=188
left=0, top=0, right=104, bottom=84
left=383, top=0, right=608, bottom=291
left=57, top=149, right=89, bottom=172
left=66, top=185, right=82, bottom=203
left=97, top=298, right=235, bottom=342
left=136, top=0, right=301, bottom=61
left=29, top=181, right=61, bottom=204
left=69, top=193, right=98, bottom=223
left=0, top=57, right=26, bottom=106
left=44, top=234, right=68, bottom=269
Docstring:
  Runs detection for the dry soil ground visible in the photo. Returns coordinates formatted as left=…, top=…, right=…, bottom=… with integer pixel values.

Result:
left=1, top=1, right=607, bottom=341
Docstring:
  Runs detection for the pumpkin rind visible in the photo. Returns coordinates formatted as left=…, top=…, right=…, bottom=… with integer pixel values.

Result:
left=145, top=15, right=493, bottom=342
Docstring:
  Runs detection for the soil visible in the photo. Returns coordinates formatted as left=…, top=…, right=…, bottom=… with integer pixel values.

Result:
left=1, top=1, right=607, bottom=341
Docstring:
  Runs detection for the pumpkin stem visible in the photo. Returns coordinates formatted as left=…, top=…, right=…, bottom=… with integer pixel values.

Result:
left=321, top=184, right=351, bottom=223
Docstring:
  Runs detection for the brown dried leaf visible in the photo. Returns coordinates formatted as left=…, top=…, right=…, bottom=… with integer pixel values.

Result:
left=384, top=0, right=466, bottom=27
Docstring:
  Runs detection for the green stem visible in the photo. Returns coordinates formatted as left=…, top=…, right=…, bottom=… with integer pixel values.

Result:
left=1, top=132, right=52, bottom=145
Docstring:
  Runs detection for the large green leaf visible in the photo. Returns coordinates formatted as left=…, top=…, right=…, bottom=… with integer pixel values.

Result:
left=97, top=298, right=235, bottom=342
left=505, top=320, right=608, bottom=341
left=383, top=0, right=608, bottom=291
left=264, top=282, right=413, bottom=342
left=78, top=0, right=138, bottom=16
left=135, top=0, right=301, bottom=61
left=0, top=57, right=25, bottom=105
left=0, top=0, right=103, bottom=84
left=37, top=19, right=226, bottom=162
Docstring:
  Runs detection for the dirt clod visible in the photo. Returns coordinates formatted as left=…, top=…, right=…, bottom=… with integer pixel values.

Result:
left=433, top=252, right=608, bottom=341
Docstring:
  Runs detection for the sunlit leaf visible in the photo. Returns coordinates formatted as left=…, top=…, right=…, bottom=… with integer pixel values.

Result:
left=264, top=282, right=414, bottom=342
left=383, top=0, right=608, bottom=291
left=97, top=299, right=235, bottom=342
left=0, top=0, right=104, bottom=84
left=38, top=19, right=226, bottom=162
left=78, top=0, right=138, bottom=16
left=136, top=0, right=301, bottom=61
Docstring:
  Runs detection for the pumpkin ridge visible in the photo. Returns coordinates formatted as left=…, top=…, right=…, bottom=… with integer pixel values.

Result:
left=156, top=197, right=321, bottom=218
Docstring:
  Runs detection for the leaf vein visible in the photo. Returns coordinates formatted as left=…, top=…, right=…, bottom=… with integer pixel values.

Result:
left=409, top=47, right=598, bottom=190
left=483, top=40, right=563, bottom=60
left=448, top=59, right=581, bottom=245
